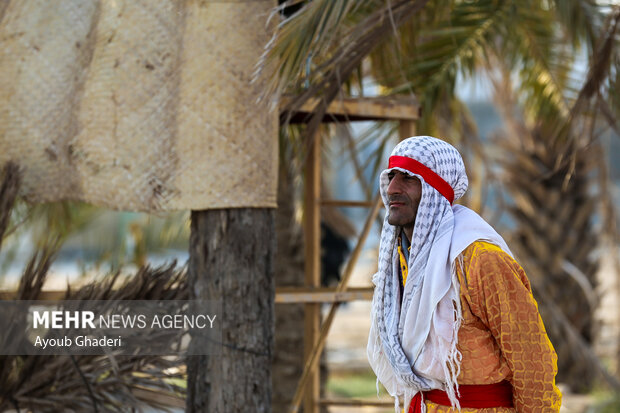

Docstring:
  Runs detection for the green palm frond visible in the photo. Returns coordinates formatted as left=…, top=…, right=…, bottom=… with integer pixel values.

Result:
left=367, top=0, right=452, bottom=92
left=368, top=1, right=515, bottom=131
left=507, top=4, right=576, bottom=124
left=258, top=0, right=377, bottom=100
left=410, top=1, right=509, bottom=86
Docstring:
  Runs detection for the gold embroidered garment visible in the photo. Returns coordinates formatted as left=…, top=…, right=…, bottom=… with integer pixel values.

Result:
left=404, top=241, right=562, bottom=412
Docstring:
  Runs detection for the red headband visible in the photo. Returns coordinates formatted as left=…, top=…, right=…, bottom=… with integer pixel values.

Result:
left=388, top=155, right=454, bottom=204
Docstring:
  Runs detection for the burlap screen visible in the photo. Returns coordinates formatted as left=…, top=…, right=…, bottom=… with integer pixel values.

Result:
left=0, top=0, right=277, bottom=212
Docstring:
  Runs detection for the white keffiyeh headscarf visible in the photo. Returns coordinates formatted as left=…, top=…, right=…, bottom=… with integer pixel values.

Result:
left=367, top=136, right=512, bottom=412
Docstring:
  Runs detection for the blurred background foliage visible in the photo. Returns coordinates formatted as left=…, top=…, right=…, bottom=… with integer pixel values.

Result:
left=0, top=199, right=189, bottom=284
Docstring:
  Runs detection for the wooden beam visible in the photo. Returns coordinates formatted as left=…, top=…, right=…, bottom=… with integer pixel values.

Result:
left=319, top=398, right=393, bottom=407
left=303, top=128, right=321, bottom=413
left=0, top=287, right=375, bottom=304
left=281, top=95, right=421, bottom=124
left=275, top=287, right=373, bottom=303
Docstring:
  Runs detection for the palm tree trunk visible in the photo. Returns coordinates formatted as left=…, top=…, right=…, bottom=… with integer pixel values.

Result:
left=498, top=126, right=601, bottom=391
left=187, top=208, right=275, bottom=412
left=489, top=63, right=608, bottom=390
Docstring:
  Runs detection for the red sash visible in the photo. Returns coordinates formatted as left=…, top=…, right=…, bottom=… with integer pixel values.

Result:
left=408, top=380, right=513, bottom=412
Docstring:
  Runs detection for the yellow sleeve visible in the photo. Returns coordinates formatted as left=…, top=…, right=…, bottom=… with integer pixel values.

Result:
left=465, top=242, right=562, bottom=412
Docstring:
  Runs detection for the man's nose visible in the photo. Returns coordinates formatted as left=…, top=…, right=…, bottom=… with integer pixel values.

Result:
left=387, top=176, right=401, bottom=195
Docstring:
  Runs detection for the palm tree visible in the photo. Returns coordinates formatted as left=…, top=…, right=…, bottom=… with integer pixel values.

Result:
left=263, top=0, right=620, bottom=393
left=184, top=2, right=278, bottom=411
left=489, top=58, right=616, bottom=392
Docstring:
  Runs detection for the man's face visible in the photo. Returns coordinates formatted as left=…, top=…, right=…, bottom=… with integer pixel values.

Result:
left=386, top=170, right=422, bottom=239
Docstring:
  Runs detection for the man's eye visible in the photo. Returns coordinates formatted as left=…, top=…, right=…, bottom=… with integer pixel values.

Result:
left=388, top=173, right=395, bottom=181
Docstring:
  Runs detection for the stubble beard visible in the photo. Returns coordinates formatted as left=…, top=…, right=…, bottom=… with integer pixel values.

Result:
left=387, top=207, right=416, bottom=228
left=387, top=204, right=418, bottom=242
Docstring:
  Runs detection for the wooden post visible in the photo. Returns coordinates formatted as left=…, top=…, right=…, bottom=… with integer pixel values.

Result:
left=399, top=119, right=416, bottom=141
left=303, top=131, right=321, bottom=413
left=289, top=195, right=383, bottom=413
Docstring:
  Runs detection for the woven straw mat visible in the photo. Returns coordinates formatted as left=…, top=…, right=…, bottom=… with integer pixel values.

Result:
left=0, top=0, right=278, bottom=212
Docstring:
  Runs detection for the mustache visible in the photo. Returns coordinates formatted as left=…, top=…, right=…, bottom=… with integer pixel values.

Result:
left=388, top=195, right=408, bottom=204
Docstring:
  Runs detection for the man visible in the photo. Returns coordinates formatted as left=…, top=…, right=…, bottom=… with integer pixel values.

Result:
left=367, top=136, right=561, bottom=412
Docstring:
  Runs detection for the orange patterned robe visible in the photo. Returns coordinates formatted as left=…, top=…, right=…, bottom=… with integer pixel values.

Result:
left=415, top=241, right=562, bottom=412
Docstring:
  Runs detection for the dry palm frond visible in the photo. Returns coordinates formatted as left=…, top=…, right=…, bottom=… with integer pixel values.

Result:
left=0, top=162, right=20, bottom=248
left=552, top=0, right=601, bottom=48
left=573, top=7, right=619, bottom=106
left=0, top=262, right=188, bottom=413
left=528, top=281, right=620, bottom=392
left=0, top=163, right=188, bottom=412
left=568, top=6, right=620, bottom=132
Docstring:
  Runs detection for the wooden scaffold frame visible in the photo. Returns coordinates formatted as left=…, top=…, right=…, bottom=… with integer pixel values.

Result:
left=0, top=95, right=420, bottom=413
left=279, top=95, right=420, bottom=413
